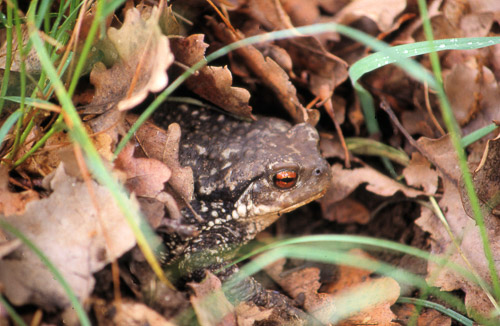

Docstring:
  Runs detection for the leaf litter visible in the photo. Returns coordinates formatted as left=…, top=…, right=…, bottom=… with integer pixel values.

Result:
left=0, top=163, right=137, bottom=310
left=2, top=0, right=500, bottom=325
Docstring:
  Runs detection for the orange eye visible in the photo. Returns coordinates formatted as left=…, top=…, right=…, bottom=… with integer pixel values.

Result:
left=273, top=170, right=297, bottom=189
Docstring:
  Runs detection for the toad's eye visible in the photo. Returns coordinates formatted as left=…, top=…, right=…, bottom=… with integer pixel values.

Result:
left=273, top=170, right=297, bottom=189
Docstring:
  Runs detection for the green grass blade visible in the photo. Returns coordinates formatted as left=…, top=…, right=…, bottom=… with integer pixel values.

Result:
left=346, top=137, right=409, bottom=166
left=349, top=38, right=500, bottom=85
left=0, top=110, right=22, bottom=145
left=0, top=4, right=13, bottom=116
left=66, top=0, right=103, bottom=97
left=397, top=297, right=473, bottom=326
left=461, top=123, right=498, bottom=148
left=5, top=0, right=28, bottom=162
left=13, top=115, right=64, bottom=168
left=231, top=235, right=483, bottom=289
left=0, top=220, right=91, bottom=326
left=2, top=95, right=58, bottom=108
left=35, top=0, right=52, bottom=29
left=0, top=293, right=28, bottom=326
left=349, top=36, right=500, bottom=135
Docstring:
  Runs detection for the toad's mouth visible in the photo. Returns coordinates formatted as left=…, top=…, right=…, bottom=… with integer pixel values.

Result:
left=247, top=187, right=329, bottom=231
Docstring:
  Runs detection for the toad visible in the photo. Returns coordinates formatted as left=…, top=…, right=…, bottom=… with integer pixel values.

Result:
left=152, top=105, right=330, bottom=313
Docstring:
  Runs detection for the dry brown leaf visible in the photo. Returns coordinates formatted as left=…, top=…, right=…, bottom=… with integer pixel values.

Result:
left=282, top=36, right=348, bottom=100
left=20, top=125, right=114, bottom=178
left=234, top=302, right=273, bottom=326
left=334, top=276, right=399, bottom=326
left=416, top=309, right=452, bottom=326
left=189, top=272, right=236, bottom=326
left=333, top=0, right=407, bottom=32
left=415, top=136, right=500, bottom=316
left=129, top=115, right=194, bottom=202
left=265, top=249, right=399, bottom=324
left=115, top=143, right=171, bottom=198
left=93, top=299, right=175, bottom=326
left=0, top=167, right=39, bottom=216
left=392, top=303, right=451, bottom=326
left=208, top=18, right=320, bottom=125
left=444, top=62, right=500, bottom=131
left=401, top=109, right=439, bottom=139
left=88, top=6, right=173, bottom=113
left=460, top=12, right=494, bottom=37
left=0, top=164, right=137, bottom=310
left=18, top=130, right=68, bottom=177
left=324, top=249, right=400, bottom=326
left=467, top=136, right=500, bottom=214
left=264, top=258, right=335, bottom=324
left=403, top=152, right=439, bottom=195
left=321, top=197, right=370, bottom=224
left=170, top=35, right=252, bottom=118
left=245, top=0, right=348, bottom=111
left=282, top=0, right=321, bottom=26
left=0, top=239, right=21, bottom=259
left=320, top=163, right=424, bottom=212
left=246, top=0, right=292, bottom=30
left=417, top=135, right=462, bottom=182
left=158, top=5, right=181, bottom=36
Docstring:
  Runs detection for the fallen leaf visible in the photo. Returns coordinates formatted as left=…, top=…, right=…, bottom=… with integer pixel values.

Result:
left=460, top=12, right=494, bottom=37
left=128, top=115, right=194, bottom=202
left=265, top=249, right=400, bottom=324
left=93, top=299, right=175, bottom=326
left=189, top=272, right=236, bottom=326
left=415, top=136, right=500, bottom=316
left=468, top=136, right=500, bottom=211
left=245, top=0, right=293, bottom=30
left=444, top=61, right=500, bottom=130
left=125, top=254, right=191, bottom=318
left=0, top=166, right=39, bottom=216
left=16, top=129, right=69, bottom=177
left=264, top=258, right=335, bottom=324
left=417, top=135, right=462, bottom=182
left=333, top=0, right=407, bottom=32
left=0, top=239, right=21, bottom=259
left=282, top=0, right=321, bottom=26
left=245, top=0, right=349, bottom=115
left=321, top=197, right=371, bottom=224
left=0, top=164, right=137, bottom=310
left=20, top=126, right=114, bottom=178
left=320, top=163, right=424, bottom=211
left=88, top=6, right=173, bottom=113
left=417, top=309, right=452, bottom=326
left=324, top=249, right=400, bottom=326
left=158, top=5, right=181, bottom=36
left=392, top=303, right=451, bottom=326
left=234, top=302, right=273, bottom=326
left=115, top=143, right=171, bottom=198
left=208, top=17, right=320, bottom=125
left=170, top=35, right=252, bottom=118
left=403, top=152, right=439, bottom=195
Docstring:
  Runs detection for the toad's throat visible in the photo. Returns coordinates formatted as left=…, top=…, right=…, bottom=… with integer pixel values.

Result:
left=243, top=188, right=328, bottom=233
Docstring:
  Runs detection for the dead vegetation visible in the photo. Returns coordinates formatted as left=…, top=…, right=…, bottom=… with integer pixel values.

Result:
left=1, top=0, right=500, bottom=325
